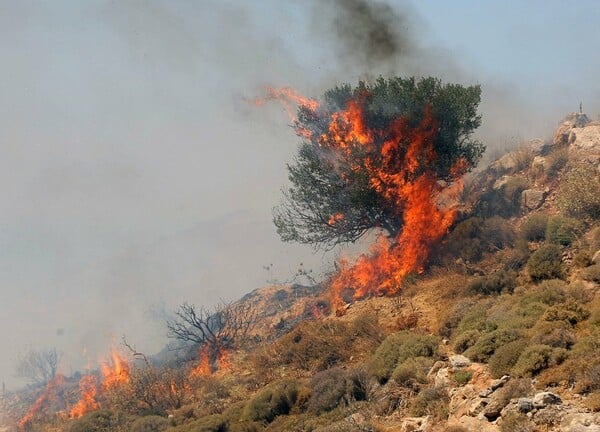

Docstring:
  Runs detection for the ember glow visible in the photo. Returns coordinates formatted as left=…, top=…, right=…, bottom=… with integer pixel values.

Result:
left=68, top=375, right=99, bottom=419
left=262, top=87, right=470, bottom=310
left=190, top=346, right=233, bottom=378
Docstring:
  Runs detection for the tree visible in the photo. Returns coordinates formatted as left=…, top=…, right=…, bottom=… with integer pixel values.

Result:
left=166, top=300, right=257, bottom=368
left=273, top=76, right=484, bottom=250
left=15, top=348, right=59, bottom=387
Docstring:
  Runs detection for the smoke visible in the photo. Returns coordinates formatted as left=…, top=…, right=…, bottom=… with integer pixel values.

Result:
left=318, top=0, right=412, bottom=67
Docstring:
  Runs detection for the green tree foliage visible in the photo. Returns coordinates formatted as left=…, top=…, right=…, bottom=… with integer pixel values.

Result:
left=274, top=77, right=484, bottom=249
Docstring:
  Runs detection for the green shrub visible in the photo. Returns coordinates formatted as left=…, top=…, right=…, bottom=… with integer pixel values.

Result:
left=546, top=215, right=584, bottom=246
left=369, top=331, right=439, bottom=382
left=455, top=302, right=497, bottom=335
left=242, top=380, right=299, bottom=423
left=307, top=368, right=368, bottom=414
left=468, top=270, right=517, bottom=295
left=464, top=328, right=522, bottom=362
left=391, top=356, right=433, bottom=388
left=530, top=321, right=575, bottom=348
left=453, top=330, right=481, bottom=354
left=557, top=164, right=600, bottom=220
left=582, top=264, right=600, bottom=283
left=543, top=299, right=590, bottom=325
left=454, top=370, right=473, bottom=385
left=130, top=416, right=169, bottom=432
left=520, top=213, right=548, bottom=241
left=513, top=344, right=554, bottom=377
left=488, top=339, right=528, bottom=378
left=68, top=410, right=129, bottom=432
left=527, top=244, right=564, bottom=281
left=410, top=386, right=449, bottom=420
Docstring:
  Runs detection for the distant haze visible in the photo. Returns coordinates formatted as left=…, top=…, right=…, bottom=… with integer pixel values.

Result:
left=1, top=0, right=599, bottom=388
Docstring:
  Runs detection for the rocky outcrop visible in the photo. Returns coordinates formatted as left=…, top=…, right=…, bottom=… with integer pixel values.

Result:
left=522, top=189, right=547, bottom=210
left=553, top=113, right=591, bottom=146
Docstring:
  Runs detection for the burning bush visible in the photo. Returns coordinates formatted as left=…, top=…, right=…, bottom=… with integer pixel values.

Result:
left=265, top=77, right=483, bottom=308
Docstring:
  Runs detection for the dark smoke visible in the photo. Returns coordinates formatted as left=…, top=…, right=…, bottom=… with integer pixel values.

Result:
left=315, top=0, right=414, bottom=68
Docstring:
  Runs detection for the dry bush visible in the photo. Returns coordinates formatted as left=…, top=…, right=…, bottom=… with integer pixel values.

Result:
left=500, top=412, right=533, bottom=432
left=130, top=415, right=169, bottom=432
left=582, top=264, right=600, bottom=283
left=544, top=147, right=569, bottom=178
left=468, top=270, right=517, bottom=295
left=585, top=393, right=600, bottom=412
left=68, top=410, right=130, bottom=432
left=557, top=164, right=600, bottom=220
left=307, top=367, right=370, bottom=415
left=410, top=386, right=449, bottom=420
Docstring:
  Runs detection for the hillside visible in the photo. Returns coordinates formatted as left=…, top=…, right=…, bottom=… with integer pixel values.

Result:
left=2, top=113, right=600, bottom=432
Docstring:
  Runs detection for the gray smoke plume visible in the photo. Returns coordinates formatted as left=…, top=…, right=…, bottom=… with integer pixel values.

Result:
left=321, top=0, right=412, bottom=66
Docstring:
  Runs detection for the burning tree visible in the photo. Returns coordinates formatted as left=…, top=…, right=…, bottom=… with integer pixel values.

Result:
left=268, top=77, right=484, bottom=306
left=167, top=300, right=257, bottom=374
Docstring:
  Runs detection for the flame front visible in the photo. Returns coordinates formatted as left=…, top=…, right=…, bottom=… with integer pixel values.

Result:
left=18, top=375, right=65, bottom=430
left=69, top=375, right=99, bottom=419
left=261, top=87, right=470, bottom=310
left=100, top=349, right=130, bottom=390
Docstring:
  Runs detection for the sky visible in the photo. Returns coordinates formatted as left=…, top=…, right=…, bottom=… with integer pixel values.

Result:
left=1, top=0, right=599, bottom=388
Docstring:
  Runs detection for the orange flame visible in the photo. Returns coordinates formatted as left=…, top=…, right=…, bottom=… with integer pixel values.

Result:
left=263, top=87, right=470, bottom=311
left=68, top=375, right=99, bottom=419
left=190, top=345, right=212, bottom=378
left=100, top=349, right=130, bottom=390
left=216, top=349, right=232, bottom=371
left=18, top=374, right=65, bottom=430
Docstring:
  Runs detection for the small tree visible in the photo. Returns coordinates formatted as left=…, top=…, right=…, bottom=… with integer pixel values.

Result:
left=15, top=348, right=59, bottom=387
left=166, top=301, right=257, bottom=369
left=274, top=76, right=484, bottom=249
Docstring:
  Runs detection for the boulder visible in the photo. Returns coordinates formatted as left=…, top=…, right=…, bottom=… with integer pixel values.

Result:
left=517, top=397, right=534, bottom=413
left=532, top=391, right=562, bottom=408
left=531, top=155, right=547, bottom=170
left=553, top=113, right=591, bottom=146
left=491, top=375, right=511, bottom=391
left=449, top=384, right=478, bottom=418
left=571, top=124, right=600, bottom=151
left=493, top=175, right=516, bottom=190
left=560, top=413, right=600, bottom=432
left=435, top=367, right=451, bottom=388
left=522, top=189, right=546, bottom=210
left=400, top=416, right=430, bottom=432
left=449, top=354, right=471, bottom=369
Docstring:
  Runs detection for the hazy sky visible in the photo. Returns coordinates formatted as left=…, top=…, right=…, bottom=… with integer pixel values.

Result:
left=1, top=0, right=599, bottom=387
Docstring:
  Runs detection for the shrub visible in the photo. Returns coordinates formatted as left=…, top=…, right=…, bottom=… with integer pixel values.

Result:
left=68, top=410, right=129, bottom=432
left=410, top=386, right=449, bottom=420
left=307, top=368, right=369, bottom=414
left=520, top=213, right=548, bottom=241
left=369, top=331, right=439, bottom=382
left=468, top=270, right=517, bottom=295
left=178, top=415, right=227, bottom=432
left=543, top=299, right=590, bottom=325
left=391, top=356, right=433, bottom=389
left=444, top=217, right=515, bottom=263
left=498, top=241, right=531, bottom=270
left=455, top=302, right=497, bottom=335
left=544, top=147, right=569, bottom=178
left=475, top=177, right=529, bottom=217
left=527, top=244, right=563, bottom=281
left=454, top=370, right=473, bottom=385
left=530, top=321, right=575, bottom=348
left=546, top=215, right=584, bottom=246
left=242, top=380, right=299, bottom=423
left=582, top=264, right=600, bottom=283
left=453, top=330, right=481, bottom=354
left=500, top=412, right=533, bottom=432
left=488, top=339, right=528, bottom=378
left=513, top=344, right=554, bottom=377
left=130, top=416, right=169, bottom=432
left=557, top=164, right=600, bottom=220
left=585, top=393, right=600, bottom=412
left=464, top=328, right=522, bottom=362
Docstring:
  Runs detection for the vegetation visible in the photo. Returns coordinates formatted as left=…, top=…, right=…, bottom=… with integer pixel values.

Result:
left=274, top=77, right=483, bottom=249
left=557, top=163, right=600, bottom=220
left=527, top=244, right=564, bottom=281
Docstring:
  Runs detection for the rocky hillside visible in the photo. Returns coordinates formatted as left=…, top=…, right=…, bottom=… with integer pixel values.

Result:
left=2, top=113, right=600, bottom=432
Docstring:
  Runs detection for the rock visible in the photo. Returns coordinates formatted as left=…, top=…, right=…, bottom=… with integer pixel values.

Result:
left=553, top=112, right=591, bottom=146
left=531, top=155, right=547, bottom=170
left=571, top=124, right=600, bottom=151
left=468, top=398, right=488, bottom=416
left=493, top=175, right=516, bottom=190
left=592, top=250, right=600, bottom=265
left=347, top=412, right=366, bottom=426
left=491, top=375, right=511, bottom=391
left=449, top=354, right=471, bottom=369
left=561, top=413, right=600, bottom=432
left=453, top=415, right=501, bottom=432
left=491, top=153, right=519, bottom=173
left=517, top=397, right=534, bottom=413
left=449, top=384, right=478, bottom=418
left=522, top=189, right=546, bottom=210
left=435, top=367, right=451, bottom=388
left=427, top=361, right=446, bottom=379
left=483, top=396, right=506, bottom=421
left=400, top=416, right=430, bottom=432
left=532, top=391, right=562, bottom=408
left=479, top=388, right=494, bottom=398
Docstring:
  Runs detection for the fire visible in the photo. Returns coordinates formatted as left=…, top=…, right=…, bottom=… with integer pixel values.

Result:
left=190, top=345, right=212, bottom=378
left=18, top=374, right=65, bottom=430
left=190, top=345, right=233, bottom=378
left=68, top=375, right=99, bottom=419
left=261, top=87, right=470, bottom=311
left=100, top=349, right=130, bottom=390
